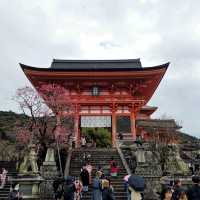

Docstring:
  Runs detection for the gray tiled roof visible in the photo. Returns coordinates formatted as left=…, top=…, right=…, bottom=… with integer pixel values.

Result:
left=136, top=119, right=181, bottom=129
left=50, top=59, right=142, bottom=70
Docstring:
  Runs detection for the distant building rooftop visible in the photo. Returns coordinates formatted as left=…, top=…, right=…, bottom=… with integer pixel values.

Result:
left=136, top=119, right=181, bottom=129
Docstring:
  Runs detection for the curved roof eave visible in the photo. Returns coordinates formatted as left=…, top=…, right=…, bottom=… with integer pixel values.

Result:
left=20, top=62, right=169, bottom=72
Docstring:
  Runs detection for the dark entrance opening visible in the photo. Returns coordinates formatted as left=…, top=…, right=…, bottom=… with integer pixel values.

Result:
left=116, top=116, right=131, bottom=139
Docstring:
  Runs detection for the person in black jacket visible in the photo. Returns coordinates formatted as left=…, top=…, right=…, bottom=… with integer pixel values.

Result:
left=102, top=179, right=115, bottom=200
left=187, top=176, right=200, bottom=200
left=53, top=177, right=64, bottom=200
left=172, top=179, right=184, bottom=200
left=80, top=165, right=90, bottom=192
left=63, top=176, right=76, bottom=200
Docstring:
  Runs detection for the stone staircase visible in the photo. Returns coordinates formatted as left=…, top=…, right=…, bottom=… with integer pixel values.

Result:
left=69, top=148, right=127, bottom=200
left=118, top=133, right=134, bottom=144
left=0, top=161, right=17, bottom=200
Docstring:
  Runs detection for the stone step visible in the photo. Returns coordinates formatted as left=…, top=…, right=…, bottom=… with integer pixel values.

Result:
left=69, top=148, right=127, bottom=199
left=0, top=161, right=17, bottom=199
left=71, top=171, right=126, bottom=175
left=71, top=155, right=121, bottom=158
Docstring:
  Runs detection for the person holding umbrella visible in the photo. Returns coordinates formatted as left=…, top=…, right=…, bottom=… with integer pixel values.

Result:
left=124, top=175, right=131, bottom=200
left=127, top=175, right=145, bottom=200
left=128, top=187, right=142, bottom=200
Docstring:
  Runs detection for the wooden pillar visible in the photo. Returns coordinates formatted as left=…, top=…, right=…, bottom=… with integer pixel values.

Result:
left=130, top=107, right=136, bottom=141
left=74, top=104, right=80, bottom=148
left=112, top=104, right=117, bottom=147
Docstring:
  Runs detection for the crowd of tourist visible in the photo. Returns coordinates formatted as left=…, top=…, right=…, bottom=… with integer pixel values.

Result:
left=1, top=140, right=200, bottom=200
left=160, top=176, right=200, bottom=200
left=51, top=153, right=147, bottom=200
left=1, top=161, right=200, bottom=200
left=52, top=155, right=120, bottom=200
left=51, top=159, right=200, bottom=200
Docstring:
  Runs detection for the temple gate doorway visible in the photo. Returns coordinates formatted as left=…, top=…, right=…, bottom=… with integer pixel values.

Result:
left=116, top=116, right=132, bottom=140
left=80, top=116, right=112, bottom=147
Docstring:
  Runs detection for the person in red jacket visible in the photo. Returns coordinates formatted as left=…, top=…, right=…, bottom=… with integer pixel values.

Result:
left=110, top=157, right=119, bottom=177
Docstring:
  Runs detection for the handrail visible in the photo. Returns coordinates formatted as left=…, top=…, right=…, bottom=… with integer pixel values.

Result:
left=64, top=139, right=73, bottom=177
left=116, top=140, right=131, bottom=175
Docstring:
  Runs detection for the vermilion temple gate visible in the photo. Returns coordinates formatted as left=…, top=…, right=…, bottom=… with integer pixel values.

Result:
left=20, top=59, right=169, bottom=147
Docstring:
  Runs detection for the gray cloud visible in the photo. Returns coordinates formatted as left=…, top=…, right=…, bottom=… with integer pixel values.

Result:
left=0, top=0, right=199, bottom=137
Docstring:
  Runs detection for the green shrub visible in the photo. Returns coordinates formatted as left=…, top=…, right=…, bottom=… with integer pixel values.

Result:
left=82, top=127, right=112, bottom=147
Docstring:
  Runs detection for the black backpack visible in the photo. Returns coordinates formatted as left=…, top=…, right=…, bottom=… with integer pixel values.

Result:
left=63, top=183, right=75, bottom=199
left=192, top=186, right=200, bottom=200
left=102, top=188, right=115, bottom=200
left=187, top=186, right=200, bottom=200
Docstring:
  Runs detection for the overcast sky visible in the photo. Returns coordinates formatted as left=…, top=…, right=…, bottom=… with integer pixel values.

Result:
left=0, top=0, right=199, bottom=138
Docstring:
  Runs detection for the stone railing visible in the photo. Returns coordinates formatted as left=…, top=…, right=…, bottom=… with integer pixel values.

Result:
left=116, top=140, right=131, bottom=175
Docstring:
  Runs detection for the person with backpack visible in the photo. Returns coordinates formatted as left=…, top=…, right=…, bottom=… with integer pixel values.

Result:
left=63, top=176, right=76, bottom=200
left=187, top=176, right=200, bottom=200
left=92, top=171, right=102, bottom=200
left=102, top=179, right=115, bottom=200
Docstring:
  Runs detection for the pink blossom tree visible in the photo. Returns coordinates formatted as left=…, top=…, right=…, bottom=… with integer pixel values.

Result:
left=14, top=83, right=74, bottom=147
left=14, top=84, right=74, bottom=175
left=38, top=83, right=74, bottom=146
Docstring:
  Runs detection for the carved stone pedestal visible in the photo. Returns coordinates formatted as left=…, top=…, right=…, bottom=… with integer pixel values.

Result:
left=10, top=176, right=43, bottom=199
left=40, top=148, right=58, bottom=199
